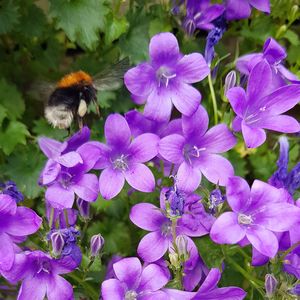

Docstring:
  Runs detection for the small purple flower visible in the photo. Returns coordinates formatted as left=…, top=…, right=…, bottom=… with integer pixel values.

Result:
left=209, top=188, right=226, bottom=214
left=0, top=194, right=42, bottom=273
left=50, top=231, right=65, bottom=256
left=227, top=60, right=300, bottom=148
left=90, top=234, right=105, bottom=257
left=236, top=37, right=299, bottom=89
left=76, top=198, right=90, bottom=219
left=124, top=32, right=210, bottom=121
left=101, top=257, right=169, bottom=299
left=225, top=0, right=270, bottom=20
left=224, top=70, right=236, bottom=95
left=130, top=189, right=214, bottom=262
left=159, top=105, right=236, bottom=192
left=165, top=185, right=185, bottom=216
left=2, top=251, right=75, bottom=300
left=0, top=181, right=23, bottom=203
left=183, top=0, right=225, bottom=35
left=289, top=284, right=300, bottom=296
left=210, top=176, right=300, bottom=258
left=265, top=274, right=278, bottom=297
left=93, top=113, right=159, bottom=200
left=283, top=251, right=300, bottom=279
left=46, top=203, right=77, bottom=229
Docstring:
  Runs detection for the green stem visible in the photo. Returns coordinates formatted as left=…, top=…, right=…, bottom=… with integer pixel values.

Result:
left=64, top=209, right=69, bottom=227
left=49, top=207, right=54, bottom=229
left=208, top=73, right=218, bottom=125
left=281, top=241, right=300, bottom=259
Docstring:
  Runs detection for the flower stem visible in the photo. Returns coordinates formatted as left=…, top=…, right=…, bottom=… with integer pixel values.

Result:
left=208, top=73, right=218, bottom=125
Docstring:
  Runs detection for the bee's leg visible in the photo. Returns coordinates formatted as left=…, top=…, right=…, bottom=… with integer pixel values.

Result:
left=93, top=98, right=100, bottom=116
left=77, top=116, right=83, bottom=130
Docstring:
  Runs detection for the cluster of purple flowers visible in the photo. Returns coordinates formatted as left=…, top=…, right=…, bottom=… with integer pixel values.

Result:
left=1, top=3, right=300, bottom=297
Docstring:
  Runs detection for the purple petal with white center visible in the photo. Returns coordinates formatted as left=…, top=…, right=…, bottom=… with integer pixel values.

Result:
left=159, top=134, right=185, bottom=164
left=113, top=257, right=142, bottom=289
left=149, top=32, right=180, bottom=68
left=138, top=231, right=170, bottom=262
left=125, top=163, right=155, bottom=192
left=46, top=183, right=75, bottom=209
left=17, top=277, right=47, bottom=300
left=242, top=122, right=266, bottom=148
left=197, top=153, right=234, bottom=186
left=144, top=88, right=173, bottom=122
left=226, top=176, right=250, bottom=213
left=72, top=174, right=98, bottom=202
left=182, top=105, right=208, bottom=141
left=176, top=162, right=202, bottom=193
left=124, top=63, right=155, bottom=97
left=128, top=133, right=159, bottom=163
left=0, top=233, right=15, bottom=271
left=99, top=167, right=125, bottom=200
left=138, top=263, right=169, bottom=292
left=46, top=276, right=74, bottom=300
left=90, top=142, right=111, bottom=169
left=171, top=83, right=201, bottom=117
left=225, top=0, right=251, bottom=20
left=38, top=137, right=65, bottom=159
left=177, top=53, right=210, bottom=83
left=4, top=207, right=41, bottom=236
left=200, top=124, right=236, bottom=153
left=246, top=225, right=278, bottom=257
left=41, top=160, right=61, bottom=185
left=226, top=87, right=246, bottom=117
left=56, top=152, right=83, bottom=168
left=105, top=114, right=131, bottom=150
left=249, top=0, right=270, bottom=13
left=101, top=279, right=125, bottom=300
left=130, top=203, right=166, bottom=231
left=76, top=143, right=102, bottom=171
left=210, top=212, right=246, bottom=244
left=247, top=60, right=273, bottom=102
left=0, top=194, right=17, bottom=215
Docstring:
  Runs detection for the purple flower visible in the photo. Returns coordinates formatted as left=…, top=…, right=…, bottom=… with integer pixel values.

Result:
left=2, top=251, right=75, bottom=300
left=130, top=189, right=214, bottom=262
left=283, top=251, right=300, bottom=279
left=101, top=257, right=169, bottom=299
left=210, top=176, right=300, bottom=258
left=237, top=37, right=299, bottom=89
left=92, top=113, right=159, bottom=200
left=90, top=234, right=105, bottom=257
left=209, top=188, right=226, bottom=214
left=225, top=0, right=270, bottom=20
left=124, top=32, right=210, bottom=121
left=104, top=255, right=123, bottom=280
left=289, top=284, right=300, bottom=296
left=0, top=194, right=41, bottom=273
left=46, top=203, right=77, bottom=229
left=269, top=136, right=300, bottom=194
left=183, top=0, right=225, bottom=35
left=0, top=181, right=23, bottom=203
left=227, top=60, right=300, bottom=148
left=159, top=105, right=236, bottom=192
left=76, top=198, right=90, bottom=219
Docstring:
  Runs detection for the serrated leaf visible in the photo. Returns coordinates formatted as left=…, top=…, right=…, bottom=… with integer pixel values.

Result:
left=0, top=79, right=25, bottom=120
left=105, top=15, right=129, bottom=45
left=0, top=0, right=20, bottom=35
left=0, top=121, right=29, bottom=155
left=3, top=144, right=45, bottom=198
left=49, top=0, right=109, bottom=50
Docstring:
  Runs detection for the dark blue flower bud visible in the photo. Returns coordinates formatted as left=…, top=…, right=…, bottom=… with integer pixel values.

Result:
left=165, top=186, right=185, bottom=216
left=90, top=234, right=105, bottom=257
left=77, top=198, right=90, bottom=219
left=0, top=181, right=23, bottom=203
left=209, top=188, right=226, bottom=214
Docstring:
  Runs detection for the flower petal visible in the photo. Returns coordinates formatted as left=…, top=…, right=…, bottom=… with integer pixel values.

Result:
left=65, top=126, right=90, bottom=152
left=263, top=37, right=286, bottom=64
left=177, top=53, right=210, bottom=83
left=125, top=163, right=155, bottom=192
left=129, top=133, right=159, bottom=163
left=56, top=152, right=83, bottom=168
left=101, top=279, right=125, bottom=300
left=45, top=183, right=75, bottom=209
left=40, top=160, right=61, bottom=185
left=159, top=134, right=185, bottom=164
left=241, top=122, right=266, bottom=148
left=139, top=291, right=168, bottom=300
left=99, top=167, right=125, bottom=200
left=210, top=212, right=246, bottom=244
left=197, top=154, right=234, bottom=186
left=225, top=0, right=251, bottom=20
left=226, top=87, right=246, bottom=117
left=259, top=115, right=300, bottom=133
left=138, top=231, right=170, bottom=262
left=76, top=143, right=102, bottom=171
left=176, top=162, right=202, bottom=193
left=0, top=233, right=15, bottom=271
left=130, top=203, right=166, bottom=231
left=46, top=275, right=74, bottom=300
left=246, top=225, right=278, bottom=257
left=72, top=174, right=99, bottom=202
left=17, top=276, right=47, bottom=300
left=250, top=0, right=270, bottom=13
left=38, top=137, right=65, bottom=159
left=236, top=53, right=263, bottom=75
left=232, top=116, right=242, bottom=132
left=198, top=268, right=221, bottom=293
left=0, top=194, right=17, bottom=215
left=105, top=114, right=131, bottom=150
left=90, top=142, right=111, bottom=170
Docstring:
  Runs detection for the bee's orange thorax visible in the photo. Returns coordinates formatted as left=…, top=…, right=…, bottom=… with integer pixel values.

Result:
left=57, top=71, right=93, bottom=88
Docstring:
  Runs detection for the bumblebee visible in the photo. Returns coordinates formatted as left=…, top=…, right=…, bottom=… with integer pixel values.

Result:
left=45, top=58, right=129, bottom=129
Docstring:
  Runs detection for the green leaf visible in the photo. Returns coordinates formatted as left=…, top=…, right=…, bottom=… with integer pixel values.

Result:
left=105, top=15, right=129, bottom=45
left=3, top=144, right=45, bottom=199
left=32, top=118, right=68, bottom=140
left=284, top=30, right=300, bottom=46
left=0, top=79, right=25, bottom=120
left=0, top=105, right=7, bottom=126
left=49, top=0, right=109, bottom=50
left=0, top=0, right=20, bottom=35
left=148, top=18, right=172, bottom=37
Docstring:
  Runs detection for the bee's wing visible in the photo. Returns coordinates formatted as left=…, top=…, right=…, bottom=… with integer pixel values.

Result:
left=92, top=57, right=130, bottom=91
left=26, top=80, right=56, bottom=105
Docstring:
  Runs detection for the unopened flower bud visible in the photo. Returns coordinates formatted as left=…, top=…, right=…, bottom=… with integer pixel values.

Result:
left=50, top=231, right=65, bottom=257
left=176, top=235, right=189, bottom=261
left=265, top=274, right=278, bottom=298
left=77, top=198, right=90, bottom=220
left=169, top=252, right=180, bottom=268
left=289, top=5, right=299, bottom=22
left=289, top=284, right=300, bottom=296
left=90, top=234, right=104, bottom=257
left=276, top=25, right=287, bottom=39
left=224, top=70, right=236, bottom=95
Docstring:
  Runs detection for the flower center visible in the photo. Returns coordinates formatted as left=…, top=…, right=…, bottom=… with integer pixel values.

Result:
left=113, top=154, right=128, bottom=171
left=59, top=172, right=73, bottom=188
left=183, top=145, right=206, bottom=163
left=125, top=290, right=138, bottom=300
left=37, top=260, right=51, bottom=274
left=244, top=106, right=268, bottom=125
left=238, top=213, right=253, bottom=225
left=156, top=66, right=176, bottom=88
left=161, top=221, right=172, bottom=237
